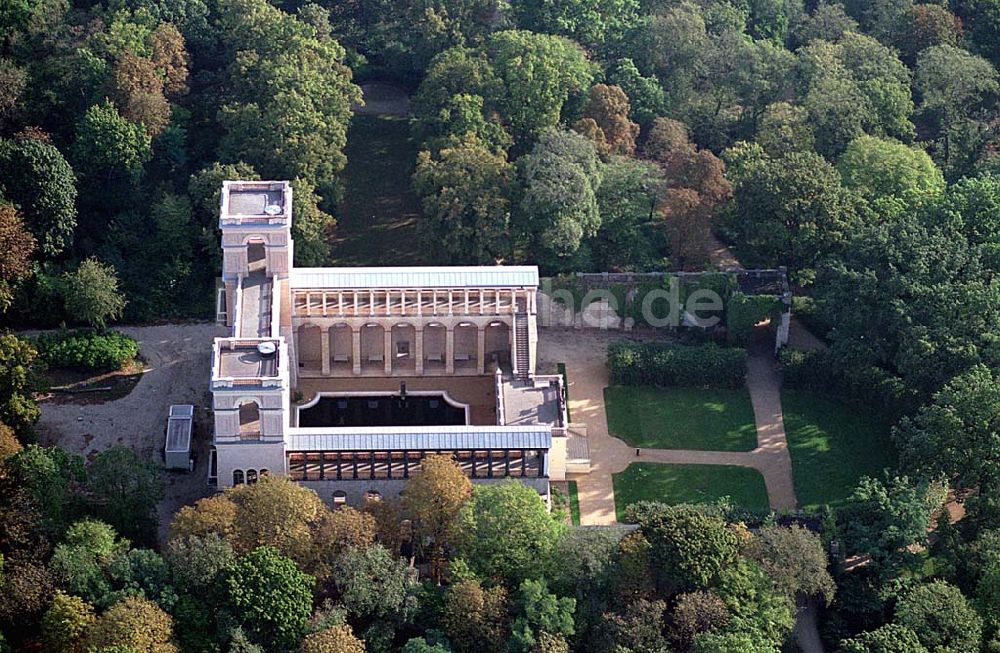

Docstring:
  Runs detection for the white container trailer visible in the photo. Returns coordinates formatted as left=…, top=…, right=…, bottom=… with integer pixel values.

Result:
left=165, top=404, right=194, bottom=470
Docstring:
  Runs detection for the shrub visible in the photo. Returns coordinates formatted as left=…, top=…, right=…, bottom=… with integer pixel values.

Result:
left=726, top=293, right=783, bottom=346
left=35, top=330, right=139, bottom=372
left=608, top=342, right=746, bottom=389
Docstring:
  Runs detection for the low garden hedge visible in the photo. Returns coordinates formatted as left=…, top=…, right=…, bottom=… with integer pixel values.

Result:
left=608, top=341, right=747, bottom=389
left=35, top=330, right=140, bottom=372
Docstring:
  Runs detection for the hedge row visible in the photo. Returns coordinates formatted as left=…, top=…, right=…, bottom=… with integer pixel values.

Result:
left=608, top=341, right=747, bottom=389
left=35, top=330, right=140, bottom=372
left=778, top=349, right=918, bottom=423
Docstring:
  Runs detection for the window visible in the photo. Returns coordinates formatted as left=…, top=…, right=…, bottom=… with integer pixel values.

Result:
left=233, top=469, right=244, bottom=485
left=247, top=469, right=258, bottom=484
left=260, top=468, right=270, bottom=477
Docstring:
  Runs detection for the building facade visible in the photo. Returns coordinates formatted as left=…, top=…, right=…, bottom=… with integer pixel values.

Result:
left=210, top=181, right=586, bottom=503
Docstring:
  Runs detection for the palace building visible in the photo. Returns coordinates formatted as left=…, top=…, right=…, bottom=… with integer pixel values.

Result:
left=210, top=181, right=588, bottom=503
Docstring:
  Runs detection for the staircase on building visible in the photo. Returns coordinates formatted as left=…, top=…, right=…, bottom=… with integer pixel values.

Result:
left=514, top=314, right=530, bottom=381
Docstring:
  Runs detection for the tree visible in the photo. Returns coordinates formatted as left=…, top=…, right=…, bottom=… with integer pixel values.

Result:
left=952, top=0, right=1000, bottom=66
left=893, top=365, right=1000, bottom=490
left=576, top=84, right=639, bottom=157
left=509, top=0, right=640, bottom=51
left=85, top=446, right=163, bottom=545
left=836, top=136, right=944, bottom=205
left=73, top=101, right=152, bottom=186
left=605, top=59, right=666, bottom=127
left=215, top=0, right=361, bottom=184
left=755, top=102, right=815, bottom=156
left=112, top=53, right=171, bottom=136
left=508, top=579, right=575, bottom=653
left=168, top=494, right=237, bottom=543
left=312, top=507, right=375, bottom=572
left=413, top=136, right=515, bottom=265
left=517, top=130, right=602, bottom=271
left=440, top=580, right=508, bottom=653
left=0, top=558, right=55, bottom=625
left=400, top=453, right=471, bottom=577
left=61, top=259, right=127, bottom=329
left=625, top=503, right=739, bottom=592
left=49, top=519, right=128, bottom=607
left=300, top=625, right=365, bottom=653
left=0, top=204, right=36, bottom=312
left=840, top=623, right=929, bottom=653
left=714, top=558, right=795, bottom=647
left=331, top=544, right=418, bottom=621
left=0, top=423, right=21, bottom=461
left=42, top=591, right=97, bottom=653
left=84, top=595, right=177, bottom=653
left=0, top=137, right=77, bottom=257
left=0, top=59, right=27, bottom=120
left=893, top=5, right=962, bottom=65
left=668, top=591, right=730, bottom=650
left=591, top=157, right=662, bottom=271
left=149, top=23, right=189, bottom=98
left=597, top=599, right=668, bottom=653
left=0, top=333, right=42, bottom=439
left=224, top=547, right=313, bottom=650
left=791, top=3, right=858, bottom=46
left=456, top=480, right=564, bottom=586
left=838, top=476, right=944, bottom=575
left=163, top=533, right=235, bottom=596
left=913, top=44, right=999, bottom=173
left=722, top=142, right=858, bottom=271
left=289, top=178, right=335, bottom=267
left=894, top=581, right=982, bottom=653
left=746, top=525, right=835, bottom=605
left=5, top=445, right=84, bottom=536
left=484, top=30, right=593, bottom=143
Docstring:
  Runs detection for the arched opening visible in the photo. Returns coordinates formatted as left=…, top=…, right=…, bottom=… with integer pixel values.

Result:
left=454, top=322, right=477, bottom=372
left=297, top=324, right=322, bottom=372
left=260, top=468, right=270, bottom=477
left=391, top=324, right=416, bottom=374
left=246, top=238, right=266, bottom=275
left=360, top=323, right=385, bottom=373
left=233, top=469, right=245, bottom=485
left=423, top=323, right=446, bottom=372
left=485, top=321, right=511, bottom=372
left=239, top=401, right=261, bottom=440
left=329, top=323, right=352, bottom=373
left=246, top=469, right=258, bottom=484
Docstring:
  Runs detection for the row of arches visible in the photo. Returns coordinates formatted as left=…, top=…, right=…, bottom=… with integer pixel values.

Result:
left=233, top=468, right=270, bottom=485
left=296, top=321, right=511, bottom=375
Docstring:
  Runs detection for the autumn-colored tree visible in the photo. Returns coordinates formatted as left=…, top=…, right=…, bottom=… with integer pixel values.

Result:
left=300, top=624, right=365, bottom=653
left=149, top=23, right=189, bottom=98
left=402, top=454, right=472, bottom=580
left=85, top=596, right=177, bottom=653
left=0, top=558, right=54, bottom=624
left=577, top=84, right=639, bottom=157
left=660, top=188, right=711, bottom=269
left=440, top=580, right=509, bottom=653
left=363, top=496, right=404, bottom=555
left=313, top=506, right=376, bottom=576
left=0, top=204, right=35, bottom=311
left=42, top=591, right=97, bottom=653
left=0, top=423, right=21, bottom=461
left=169, top=493, right=237, bottom=544
left=613, top=531, right=655, bottom=602
left=113, top=53, right=171, bottom=135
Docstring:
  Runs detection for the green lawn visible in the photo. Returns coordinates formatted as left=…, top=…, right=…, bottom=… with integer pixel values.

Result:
left=782, top=391, right=896, bottom=510
left=604, top=385, right=757, bottom=451
left=613, top=463, right=770, bottom=520
left=331, top=114, right=429, bottom=266
left=567, top=480, right=581, bottom=525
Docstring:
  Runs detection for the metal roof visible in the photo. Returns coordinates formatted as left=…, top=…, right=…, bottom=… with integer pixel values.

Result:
left=290, top=266, right=540, bottom=290
left=165, top=406, right=194, bottom=453
left=286, top=425, right=552, bottom=452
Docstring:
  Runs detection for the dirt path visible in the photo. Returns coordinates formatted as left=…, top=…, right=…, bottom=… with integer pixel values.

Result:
left=541, top=329, right=798, bottom=524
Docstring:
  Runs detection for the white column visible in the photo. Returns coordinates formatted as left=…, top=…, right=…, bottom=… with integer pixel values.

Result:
left=321, top=326, right=330, bottom=376
left=446, top=327, right=455, bottom=374
left=352, top=327, right=361, bottom=376
left=415, top=327, right=424, bottom=376
left=384, top=326, right=392, bottom=375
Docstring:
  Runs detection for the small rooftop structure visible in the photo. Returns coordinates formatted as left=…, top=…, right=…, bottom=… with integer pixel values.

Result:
left=290, top=266, right=540, bottom=290
left=165, top=404, right=194, bottom=470
left=286, top=425, right=552, bottom=452
left=501, top=376, right=565, bottom=427
left=212, top=338, right=285, bottom=389
left=219, top=181, right=292, bottom=226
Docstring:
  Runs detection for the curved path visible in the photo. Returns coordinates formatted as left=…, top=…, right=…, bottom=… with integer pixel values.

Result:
left=561, top=334, right=797, bottom=525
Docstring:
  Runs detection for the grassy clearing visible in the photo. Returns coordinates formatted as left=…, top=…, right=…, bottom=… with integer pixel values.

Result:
left=604, top=385, right=757, bottom=451
left=331, top=114, right=429, bottom=266
left=782, top=390, right=896, bottom=509
left=568, top=480, right=581, bottom=525
left=613, top=463, right=769, bottom=520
